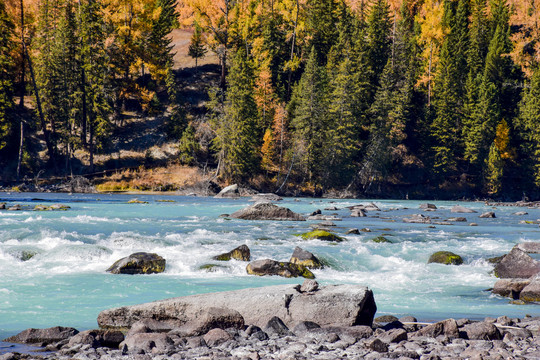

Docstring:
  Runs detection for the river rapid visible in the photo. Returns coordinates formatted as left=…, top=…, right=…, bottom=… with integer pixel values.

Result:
left=0, top=192, right=538, bottom=339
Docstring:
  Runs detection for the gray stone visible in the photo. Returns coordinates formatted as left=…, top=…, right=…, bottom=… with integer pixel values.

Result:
left=417, top=319, right=459, bottom=339
left=369, top=338, right=388, bottom=352
left=290, top=248, right=323, bottom=270
left=460, top=322, right=502, bottom=340
left=514, top=211, right=528, bottom=216
left=97, top=283, right=377, bottom=330
left=292, top=321, right=321, bottom=334
left=420, top=203, right=437, bottom=210
left=299, top=279, right=319, bottom=293
left=492, top=278, right=531, bottom=298
left=214, top=184, right=239, bottom=198
left=203, top=328, right=231, bottom=347
left=230, top=203, right=305, bottom=221
left=106, top=252, right=166, bottom=275
left=447, top=217, right=467, bottom=222
left=351, top=209, right=366, bottom=217
left=264, top=317, right=294, bottom=337
left=67, top=329, right=124, bottom=349
left=403, top=214, right=431, bottom=224
left=378, top=328, right=407, bottom=343
left=479, top=211, right=496, bottom=218
left=213, top=245, right=251, bottom=261
left=451, top=205, right=477, bottom=213
left=250, top=193, right=283, bottom=202
left=169, top=307, right=245, bottom=337
left=3, top=326, right=79, bottom=345
left=346, top=228, right=360, bottom=235
left=520, top=274, right=540, bottom=302
left=494, top=247, right=540, bottom=278
left=119, top=333, right=174, bottom=354
left=515, top=242, right=540, bottom=254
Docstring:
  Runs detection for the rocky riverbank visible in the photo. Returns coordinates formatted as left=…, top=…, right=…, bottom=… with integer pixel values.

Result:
left=2, top=281, right=540, bottom=360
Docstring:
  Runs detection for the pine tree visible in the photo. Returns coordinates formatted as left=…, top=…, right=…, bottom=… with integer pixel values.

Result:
left=431, top=0, right=470, bottom=178
left=517, top=67, right=540, bottom=187
left=212, top=49, right=261, bottom=182
left=188, top=21, right=207, bottom=68
left=365, top=0, right=392, bottom=92
left=485, top=141, right=503, bottom=195
left=0, top=0, right=15, bottom=152
left=289, top=47, right=329, bottom=184
left=147, top=0, right=179, bottom=82
left=306, top=0, right=339, bottom=65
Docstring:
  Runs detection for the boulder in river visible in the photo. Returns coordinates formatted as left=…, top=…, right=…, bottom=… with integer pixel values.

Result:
left=519, top=274, right=540, bottom=302
left=97, top=283, right=377, bottom=329
left=351, top=209, right=366, bottom=217
left=428, top=251, right=463, bottom=265
left=372, top=236, right=392, bottom=243
left=169, top=307, right=245, bottom=337
left=403, top=214, right=431, bottom=224
left=213, top=245, right=250, bottom=261
left=246, top=259, right=315, bottom=279
left=300, top=230, right=345, bottom=242
left=493, top=247, right=540, bottom=278
left=4, top=326, right=79, bottom=346
left=214, top=184, right=240, bottom=198
left=419, top=203, right=437, bottom=210
left=106, top=252, right=166, bottom=275
left=230, top=202, right=305, bottom=221
left=451, top=205, right=477, bottom=213
left=250, top=193, right=283, bottom=202
left=479, top=211, right=496, bottom=218
left=290, top=247, right=323, bottom=269
left=492, top=278, right=532, bottom=298
left=515, top=242, right=540, bottom=254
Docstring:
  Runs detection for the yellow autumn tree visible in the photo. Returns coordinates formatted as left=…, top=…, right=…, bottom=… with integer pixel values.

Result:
left=509, top=0, right=540, bottom=77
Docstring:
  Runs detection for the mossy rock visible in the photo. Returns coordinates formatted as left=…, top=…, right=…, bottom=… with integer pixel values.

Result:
left=428, top=251, right=463, bottom=265
left=374, top=315, right=399, bottom=323
left=372, top=236, right=392, bottom=243
left=156, top=200, right=176, bottom=203
left=246, top=259, right=315, bottom=279
left=213, top=245, right=250, bottom=261
left=487, top=255, right=505, bottom=265
left=107, top=252, right=166, bottom=274
left=290, top=247, right=323, bottom=269
left=299, top=230, right=345, bottom=242
left=199, top=264, right=228, bottom=272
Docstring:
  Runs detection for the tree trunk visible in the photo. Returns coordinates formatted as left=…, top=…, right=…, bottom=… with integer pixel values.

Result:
left=81, top=68, right=87, bottom=145
left=16, top=0, right=25, bottom=180
left=24, top=42, right=56, bottom=167
left=89, top=120, right=94, bottom=173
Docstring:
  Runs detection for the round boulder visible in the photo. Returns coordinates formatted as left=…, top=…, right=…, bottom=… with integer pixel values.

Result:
left=107, top=252, right=166, bottom=275
left=290, top=247, right=323, bottom=269
left=428, top=251, right=463, bottom=265
left=230, top=202, right=305, bottom=221
left=300, top=230, right=344, bottom=242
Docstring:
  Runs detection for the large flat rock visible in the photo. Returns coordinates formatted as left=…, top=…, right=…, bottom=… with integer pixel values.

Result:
left=97, top=284, right=376, bottom=330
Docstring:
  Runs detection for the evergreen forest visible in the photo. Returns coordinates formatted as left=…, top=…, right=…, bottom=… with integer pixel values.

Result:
left=1, top=0, right=540, bottom=199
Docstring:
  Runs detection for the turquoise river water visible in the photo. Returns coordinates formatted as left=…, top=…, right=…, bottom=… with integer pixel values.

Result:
left=0, top=192, right=539, bottom=341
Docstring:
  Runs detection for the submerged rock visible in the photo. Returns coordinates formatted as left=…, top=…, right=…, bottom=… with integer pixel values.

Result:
left=106, top=252, right=166, bottom=275
left=213, top=245, right=250, bottom=261
left=230, top=202, right=305, bottom=221
left=246, top=259, right=315, bottom=279
left=428, top=251, right=464, bottom=265
left=372, top=236, right=392, bottom=243
left=403, top=214, right=431, bottom=224
left=492, top=278, right=531, bottom=298
left=351, top=209, right=367, bottom=217
left=4, top=326, right=79, bottom=346
left=420, top=203, right=437, bottom=210
left=251, top=193, right=283, bottom=202
left=289, top=247, right=323, bottom=269
left=346, top=228, right=360, bottom=234
left=97, top=283, right=377, bottom=329
left=451, top=205, right=477, bottom=213
left=494, top=247, right=540, bottom=278
left=127, top=199, right=148, bottom=204
left=300, top=230, right=345, bottom=242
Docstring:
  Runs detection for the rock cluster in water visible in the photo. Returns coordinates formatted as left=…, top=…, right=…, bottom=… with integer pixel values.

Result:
left=2, top=282, right=540, bottom=360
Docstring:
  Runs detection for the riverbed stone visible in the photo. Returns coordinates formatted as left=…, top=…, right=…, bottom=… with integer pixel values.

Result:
left=264, top=317, right=294, bottom=337
left=203, top=328, right=232, bottom=347
left=4, top=326, right=79, bottom=346
left=515, top=242, right=540, bottom=254
left=451, top=205, right=477, bottom=213
left=494, top=247, right=540, bottom=278
left=447, top=217, right=467, bottom=222
left=428, top=251, right=464, bottom=265
left=169, top=307, right=245, bottom=337
left=97, top=283, right=377, bottom=330
left=460, top=322, right=502, bottom=340
left=372, top=236, right=392, bottom=243
left=346, top=228, right=360, bottom=234
left=246, top=259, right=315, bottom=279
left=250, top=193, right=283, bottom=202
left=119, top=333, right=175, bottom=354
left=106, top=252, right=166, bottom=274
left=213, top=245, right=250, bottom=261
left=230, top=202, right=305, bottom=221
left=403, top=214, right=431, bottom=224
left=417, top=319, right=459, bottom=339
left=289, top=247, right=323, bottom=269
left=67, top=329, right=124, bottom=349
left=420, top=203, right=437, bottom=210
left=351, top=209, right=367, bottom=217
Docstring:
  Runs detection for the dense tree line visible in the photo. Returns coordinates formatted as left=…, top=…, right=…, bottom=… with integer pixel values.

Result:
left=1, top=0, right=540, bottom=198
left=185, top=0, right=540, bottom=198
